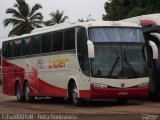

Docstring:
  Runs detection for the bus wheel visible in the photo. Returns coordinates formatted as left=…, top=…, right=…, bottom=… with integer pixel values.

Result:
left=24, top=82, right=34, bottom=103
left=71, top=83, right=82, bottom=106
left=16, top=82, right=24, bottom=102
left=117, top=99, right=128, bottom=104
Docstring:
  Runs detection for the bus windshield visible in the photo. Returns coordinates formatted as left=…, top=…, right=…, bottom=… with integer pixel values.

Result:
left=89, top=27, right=145, bottom=43
left=89, top=27, right=149, bottom=79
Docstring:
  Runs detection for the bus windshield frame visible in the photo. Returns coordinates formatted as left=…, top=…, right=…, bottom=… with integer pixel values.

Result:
left=88, top=27, right=149, bottom=79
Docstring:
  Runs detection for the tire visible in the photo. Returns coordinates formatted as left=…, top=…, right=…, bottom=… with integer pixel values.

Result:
left=24, top=82, right=35, bottom=103
left=117, top=99, right=128, bottom=104
left=71, top=83, right=83, bottom=106
left=16, top=82, right=24, bottom=102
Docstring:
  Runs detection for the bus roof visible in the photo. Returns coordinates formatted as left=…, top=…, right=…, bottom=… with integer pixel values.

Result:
left=2, top=21, right=140, bottom=42
left=120, top=13, right=160, bottom=26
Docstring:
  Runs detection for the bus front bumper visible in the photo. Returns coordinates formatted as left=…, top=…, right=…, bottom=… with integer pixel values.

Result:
left=90, top=86, right=149, bottom=99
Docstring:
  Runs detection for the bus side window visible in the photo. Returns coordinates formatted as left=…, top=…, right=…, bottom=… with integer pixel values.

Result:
left=41, top=33, right=51, bottom=53
left=13, top=40, right=22, bottom=57
left=31, top=36, right=40, bottom=55
left=2, top=42, right=8, bottom=58
left=22, top=38, right=31, bottom=56
left=8, top=41, right=13, bottom=58
left=64, top=29, right=75, bottom=50
left=52, top=31, right=63, bottom=52
left=77, top=27, right=89, bottom=76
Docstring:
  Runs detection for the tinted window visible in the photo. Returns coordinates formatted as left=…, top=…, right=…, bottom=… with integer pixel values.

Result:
left=22, top=38, right=31, bottom=56
left=2, top=42, right=8, bottom=58
left=13, top=40, right=21, bottom=57
left=89, top=28, right=145, bottom=42
left=52, top=32, right=63, bottom=52
left=64, top=29, right=75, bottom=50
left=31, top=36, right=40, bottom=54
left=41, top=33, right=51, bottom=53
left=77, top=27, right=89, bottom=76
left=8, top=41, right=13, bottom=58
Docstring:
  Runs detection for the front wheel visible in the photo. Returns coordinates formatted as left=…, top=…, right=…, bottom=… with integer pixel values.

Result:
left=71, top=83, right=83, bottom=106
left=24, top=82, right=35, bottom=103
left=16, top=82, right=24, bottom=102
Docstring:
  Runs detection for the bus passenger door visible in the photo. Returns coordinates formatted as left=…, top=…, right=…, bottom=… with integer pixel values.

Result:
left=154, top=51, right=160, bottom=92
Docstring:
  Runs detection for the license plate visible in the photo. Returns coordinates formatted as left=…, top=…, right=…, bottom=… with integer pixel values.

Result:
left=118, top=92, right=128, bottom=95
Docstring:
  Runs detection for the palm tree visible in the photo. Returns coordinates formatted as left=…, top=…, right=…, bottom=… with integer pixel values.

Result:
left=45, top=10, right=68, bottom=26
left=3, top=0, right=43, bottom=37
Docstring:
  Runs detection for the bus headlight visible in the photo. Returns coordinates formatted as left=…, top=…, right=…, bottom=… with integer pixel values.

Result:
left=137, top=83, right=149, bottom=88
left=92, top=83, right=108, bottom=89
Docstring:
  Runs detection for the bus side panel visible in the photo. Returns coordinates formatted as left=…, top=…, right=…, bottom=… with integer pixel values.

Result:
left=2, top=60, right=25, bottom=96
left=2, top=60, right=9, bottom=95
left=25, top=62, right=38, bottom=96
left=37, top=79, right=67, bottom=97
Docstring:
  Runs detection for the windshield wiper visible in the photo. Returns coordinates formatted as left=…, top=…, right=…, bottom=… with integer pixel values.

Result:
left=123, top=51, right=137, bottom=77
left=108, top=56, right=120, bottom=77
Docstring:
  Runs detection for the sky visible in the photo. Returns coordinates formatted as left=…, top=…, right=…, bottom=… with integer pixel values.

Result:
left=0, top=0, right=108, bottom=38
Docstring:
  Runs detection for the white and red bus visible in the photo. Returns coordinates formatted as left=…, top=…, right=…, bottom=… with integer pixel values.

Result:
left=2, top=21, right=157, bottom=105
left=120, top=14, right=160, bottom=96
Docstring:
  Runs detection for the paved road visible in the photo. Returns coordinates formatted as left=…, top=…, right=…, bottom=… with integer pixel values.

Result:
left=0, top=85, right=160, bottom=120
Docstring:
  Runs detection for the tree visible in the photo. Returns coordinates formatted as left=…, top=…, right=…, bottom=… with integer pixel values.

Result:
left=45, top=10, right=68, bottom=26
left=3, top=0, right=43, bottom=37
left=103, top=0, right=160, bottom=21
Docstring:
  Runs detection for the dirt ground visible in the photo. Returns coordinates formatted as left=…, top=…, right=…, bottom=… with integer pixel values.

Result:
left=0, top=84, right=160, bottom=120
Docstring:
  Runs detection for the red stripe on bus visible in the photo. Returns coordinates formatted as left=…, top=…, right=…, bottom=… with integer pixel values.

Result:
left=140, top=20, right=156, bottom=25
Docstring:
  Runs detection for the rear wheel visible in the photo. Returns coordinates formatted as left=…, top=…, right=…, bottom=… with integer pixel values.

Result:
left=16, top=82, right=24, bottom=102
left=24, top=82, right=35, bottom=103
left=71, top=83, right=83, bottom=106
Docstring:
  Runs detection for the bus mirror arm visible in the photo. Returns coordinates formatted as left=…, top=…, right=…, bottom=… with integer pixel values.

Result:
left=149, top=40, right=158, bottom=59
left=87, top=40, right=95, bottom=58
left=150, top=33, right=160, bottom=42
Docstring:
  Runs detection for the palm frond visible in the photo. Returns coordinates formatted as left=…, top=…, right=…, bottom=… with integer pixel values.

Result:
left=16, top=0, right=30, bottom=17
left=13, top=3, right=19, bottom=8
left=29, top=12, right=43, bottom=21
left=8, top=22, right=33, bottom=37
left=3, top=18, right=23, bottom=27
left=6, top=8, right=22, bottom=19
left=31, top=22, right=43, bottom=28
left=60, top=16, right=68, bottom=23
left=48, top=10, right=68, bottom=24
left=44, top=20, right=55, bottom=26
left=8, top=24, right=21, bottom=37
left=29, top=4, right=42, bottom=17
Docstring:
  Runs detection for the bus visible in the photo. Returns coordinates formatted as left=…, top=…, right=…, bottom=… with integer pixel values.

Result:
left=2, top=21, right=158, bottom=105
left=120, top=14, right=160, bottom=96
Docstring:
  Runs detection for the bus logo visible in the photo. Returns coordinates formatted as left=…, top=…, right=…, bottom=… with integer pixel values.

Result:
left=49, top=57, right=69, bottom=68
left=121, top=83, right=125, bottom=88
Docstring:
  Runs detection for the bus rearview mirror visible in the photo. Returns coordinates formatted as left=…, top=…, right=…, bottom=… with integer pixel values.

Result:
left=149, top=40, right=158, bottom=59
left=150, top=33, right=160, bottom=42
left=87, top=40, right=95, bottom=58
